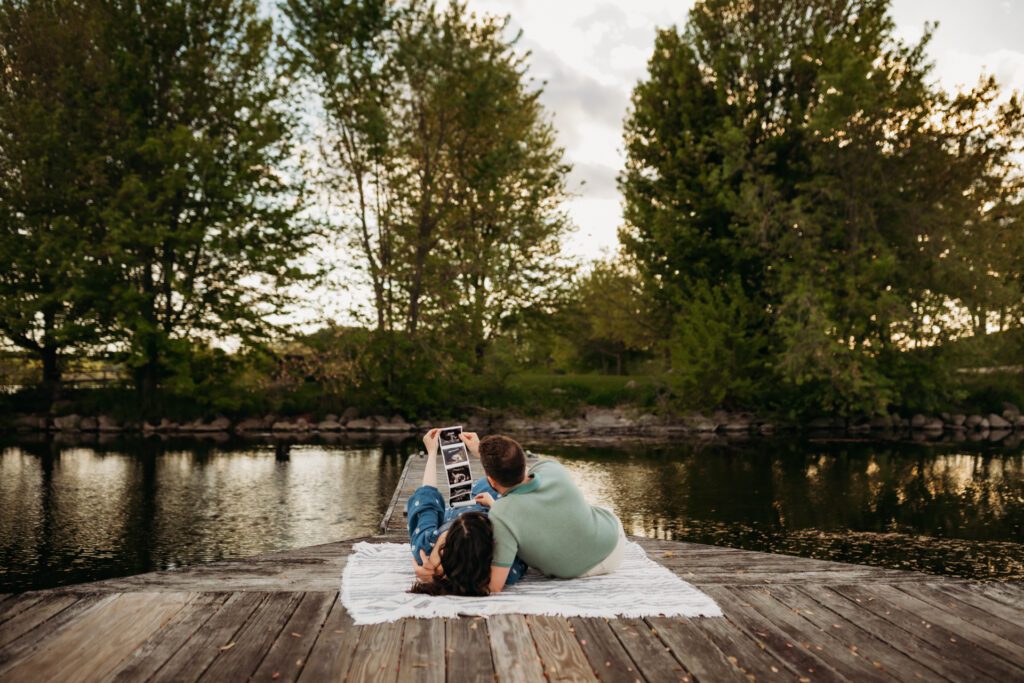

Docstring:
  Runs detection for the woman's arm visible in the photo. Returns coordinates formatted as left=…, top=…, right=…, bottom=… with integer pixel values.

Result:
left=422, top=428, right=439, bottom=487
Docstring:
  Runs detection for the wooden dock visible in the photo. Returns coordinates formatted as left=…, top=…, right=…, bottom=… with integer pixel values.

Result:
left=1, top=454, right=1022, bottom=682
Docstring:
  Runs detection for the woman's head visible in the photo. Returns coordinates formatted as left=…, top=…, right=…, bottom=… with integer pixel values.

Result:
left=409, top=512, right=493, bottom=596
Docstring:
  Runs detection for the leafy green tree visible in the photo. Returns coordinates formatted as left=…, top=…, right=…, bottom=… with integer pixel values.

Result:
left=621, top=0, right=1024, bottom=414
left=100, top=0, right=313, bottom=408
left=0, top=0, right=114, bottom=400
left=287, top=0, right=572, bottom=389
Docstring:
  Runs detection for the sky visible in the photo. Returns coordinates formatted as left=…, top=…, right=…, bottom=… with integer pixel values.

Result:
left=452, top=0, right=1024, bottom=261
left=290, top=0, right=1024, bottom=328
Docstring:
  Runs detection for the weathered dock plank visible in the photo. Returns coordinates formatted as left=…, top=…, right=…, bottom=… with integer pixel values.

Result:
left=0, top=450, right=1021, bottom=682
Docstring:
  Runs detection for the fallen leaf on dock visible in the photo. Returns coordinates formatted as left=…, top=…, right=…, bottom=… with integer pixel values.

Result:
left=219, top=642, right=235, bottom=651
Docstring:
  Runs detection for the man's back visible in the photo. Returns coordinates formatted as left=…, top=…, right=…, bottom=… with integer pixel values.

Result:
left=489, top=460, right=620, bottom=578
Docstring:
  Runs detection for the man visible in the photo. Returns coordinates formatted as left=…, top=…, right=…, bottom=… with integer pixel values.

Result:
left=461, top=432, right=626, bottom=593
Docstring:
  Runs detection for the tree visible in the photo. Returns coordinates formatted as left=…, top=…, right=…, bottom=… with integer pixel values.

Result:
left=286, top=0, right=572, bottom=383
left=0, top=0, right=114, bottom=401
left=620, top=0, right=1024, bottom=414
left=100, top=0, right=313, bottom=408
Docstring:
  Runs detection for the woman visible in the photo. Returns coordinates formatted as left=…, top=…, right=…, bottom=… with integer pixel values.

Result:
left=407, top=428, right=527, bottom=595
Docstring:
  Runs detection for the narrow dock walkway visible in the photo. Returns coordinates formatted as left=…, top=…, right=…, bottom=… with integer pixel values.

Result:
left=0, top=454, right=1022, bottom=681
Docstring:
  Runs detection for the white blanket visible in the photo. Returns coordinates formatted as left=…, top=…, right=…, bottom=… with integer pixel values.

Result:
left=340, top=541, right=722, bottom=624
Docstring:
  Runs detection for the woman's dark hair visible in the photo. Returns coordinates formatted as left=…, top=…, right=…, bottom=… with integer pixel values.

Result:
left=409, top=512, right=493, bottom=597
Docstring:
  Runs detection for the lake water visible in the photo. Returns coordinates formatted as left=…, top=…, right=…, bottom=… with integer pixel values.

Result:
left=1, top=434, right=1022, bottom=592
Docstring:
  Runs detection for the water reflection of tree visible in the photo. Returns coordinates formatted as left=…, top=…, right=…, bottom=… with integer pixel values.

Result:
left=544, top=440, right=1024, bottom=545
left=0, top=436, right=420, bottom=591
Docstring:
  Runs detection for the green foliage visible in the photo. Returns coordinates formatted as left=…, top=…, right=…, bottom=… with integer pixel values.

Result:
left=499, top=373, right=663, bottom=415
left=286, top=0, right=572, bottom=375
left=0, top=0, right=113, bottom=395
left=667, top=278, right=769, bottom=411
left=99, top=0, right=315, bottom=408
left=620, top=0, right=1024, bottom=416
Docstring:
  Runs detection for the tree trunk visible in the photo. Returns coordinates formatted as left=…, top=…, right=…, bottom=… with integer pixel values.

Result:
left=136, top=352, right=160, bottom=414
left=40, top=344, right=61, bottom=404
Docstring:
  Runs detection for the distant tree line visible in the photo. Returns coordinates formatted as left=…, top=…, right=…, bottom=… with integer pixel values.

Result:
left=1, top=0, right=1022, bottom=420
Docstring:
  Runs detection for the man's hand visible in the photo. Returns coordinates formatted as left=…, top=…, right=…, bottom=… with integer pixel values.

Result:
left=413, top=549, right=438, bottom=582
left=422, top=428, right=440, bottom=456
left=474, top=492, right=495, bottom=508
left=460, top=431, right=480, bottom=457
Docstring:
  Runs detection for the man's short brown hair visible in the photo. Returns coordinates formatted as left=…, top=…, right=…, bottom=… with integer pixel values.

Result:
left=479, top=435, right=526, bottom=488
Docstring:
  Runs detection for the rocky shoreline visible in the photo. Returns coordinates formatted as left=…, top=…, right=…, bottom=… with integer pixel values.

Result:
left=6, top=403, right=1024, bottom=443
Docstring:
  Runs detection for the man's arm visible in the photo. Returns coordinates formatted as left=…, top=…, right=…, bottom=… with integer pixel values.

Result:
left=488, top=565, right=511, bottom=594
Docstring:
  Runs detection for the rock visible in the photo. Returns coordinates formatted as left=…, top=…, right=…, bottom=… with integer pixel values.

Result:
left=987, top=413, right=1012, bottom=430
left=758, top=423, right=776, bottom=434
left=339, top=407, right=360, bottom=424
left=634, top=413, right=660, bottom=427
left=498, top=416, right=531, bottom=432
left=869, top=415, right=892, bottom=429
left=377, top=416, right=415, bottom=432
left=272, top=420, right=299, bottom=432
left=316, top=420, right=343, bottom=432
left=625, top=379, right=638, bottom=389
left=53, top=414, right=81, bottom=431
left=13, top=414, right=46, bottom=431
left=1001, top=402, right=1020, bottom=419
left=686, top=416, right=717, bottom=432
left=847, top=423, right=871, bottom=434
left=79, top=416, right=98, bottom=431
left=210, top=416, right=231, bottom=430
left=923, top=417, right=944, bottom=431
left=722, top=420, right=752, bottom=432
left=910, top=414, right=928, bottom=428
left=1016, top=415, right=1024, bottom=429
left=988, top=428, right=1011, bottom=442
left=964, top=414, right=986, bottom=430
left=193, top=416, right=231, bottom=432
left=345, top=417, right=376, bottom=431
left=584, top=408, right=629, bottom=430
left=97, top=415, right=121, bottom=432
left=235, top=417, right=268, bottom=432
left=947, top=414, right=966, bottom=427
left=323, top=413, right=339, bottom=423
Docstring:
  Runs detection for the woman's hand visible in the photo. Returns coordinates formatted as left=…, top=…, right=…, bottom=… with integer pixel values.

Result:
left=474, top=492, right=495, bottom=508
left=413, top=549, right=438, bottom=581
left=422, top=428, right=439, bottom=456
left=459, top=431, right=480, bottom=457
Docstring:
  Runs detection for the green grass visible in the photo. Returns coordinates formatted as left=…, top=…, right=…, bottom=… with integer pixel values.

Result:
left=497, top=373, right=665, bottom=414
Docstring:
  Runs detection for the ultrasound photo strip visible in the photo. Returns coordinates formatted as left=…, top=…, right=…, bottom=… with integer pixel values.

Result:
left=446, top=463, right=472, bottom=486
left=442, top=444, right=468, bottom=466
left=449, top=483, right=473, bottom=504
